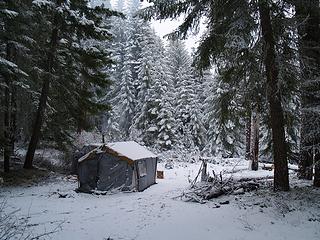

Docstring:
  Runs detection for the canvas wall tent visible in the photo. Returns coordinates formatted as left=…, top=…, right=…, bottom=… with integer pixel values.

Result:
left=72, top=144, right=97, bottom=174
left=77, top=141, right=157, bottom=192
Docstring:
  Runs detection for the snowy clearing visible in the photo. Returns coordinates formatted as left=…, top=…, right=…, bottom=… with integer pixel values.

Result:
left=1, top=160, right=320, bottom=240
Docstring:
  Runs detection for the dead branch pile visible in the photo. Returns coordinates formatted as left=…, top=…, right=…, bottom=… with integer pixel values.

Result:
left=181, top=178, right=262, bottom=204
left=180, top=160, right=271, bottom=204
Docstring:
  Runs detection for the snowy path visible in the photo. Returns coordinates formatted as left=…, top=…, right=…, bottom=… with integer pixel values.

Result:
left=1, top=162, right=320, bottom=240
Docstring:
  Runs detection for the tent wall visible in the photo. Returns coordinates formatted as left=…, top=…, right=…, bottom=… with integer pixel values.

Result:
left=97, top=153, right=134, bottom=191
left=78, top=157, right=99, bottom=192
left=78, top=153, right=157, bottom=193
left=72, top=145, right=97, bottom=174
left=136, top=157, right=157, bottom=191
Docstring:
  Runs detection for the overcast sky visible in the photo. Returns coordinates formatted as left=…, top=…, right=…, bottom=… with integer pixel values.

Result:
left=108, top=0, right=200, bottom=53
left=151, top=19, right=200, bottom=53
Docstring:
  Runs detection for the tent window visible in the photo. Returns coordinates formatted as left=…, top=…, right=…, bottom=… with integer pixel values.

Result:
left=138, top=161, right=147, bottom=177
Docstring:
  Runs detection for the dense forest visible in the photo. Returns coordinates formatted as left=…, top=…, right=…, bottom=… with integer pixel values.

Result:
left=1, top=1, right=320, bottom=240
left=1, top=0, right=319, bottom=191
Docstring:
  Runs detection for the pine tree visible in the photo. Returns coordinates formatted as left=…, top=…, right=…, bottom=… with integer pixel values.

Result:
left=23, top=0, right=118, bottom=168
left=106, top=0, right=145, bottom=138
left=131, top=26, right=176, bottom=149
left=295, top=0, right=320, bottom=186
left=142, top=0, right=292, bottom=190
left=117, top=38, right=136, bottom=137
left=132, top=25, right=158, bottom=138
left=153, top=62, right=176, bottom=149
left=165, top=40, right=205, bottom=150
left=258, top=0, right=289, bottom=190
left=203, top=73, right=242, bottom=157
left=0, top=0, right=33, bottom=171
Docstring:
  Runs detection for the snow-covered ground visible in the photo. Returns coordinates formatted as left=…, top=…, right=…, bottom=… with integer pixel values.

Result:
left=1, top=160, right=320, bottom=240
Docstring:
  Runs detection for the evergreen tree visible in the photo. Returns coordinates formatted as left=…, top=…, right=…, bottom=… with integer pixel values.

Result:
left=23, top=0, right=119, bottom=168
left=117, top=37, right=136, bottom=137
left=258, top=0, right=289, bottom=190
left=153, top=60, right=176, bottom=149
left=141, top=0, right=292, bottom=190
left=203, top=73, right=242, bottom=157
left=133, top=29, right=173, bottom=147
left=165, top=40, right=205, bottom=150
left=106, top=0, right=143, bottom=138
left=0, top=0, right=33, bottom=171
left=295, top=0, right=320, bottom=186
left=132, top=25, right=158, bottom=137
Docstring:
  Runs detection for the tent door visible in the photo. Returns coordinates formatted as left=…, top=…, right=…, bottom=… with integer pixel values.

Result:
left=138, top=176, right=147, bottom=191
left=137, top=160, right=148, bottom=191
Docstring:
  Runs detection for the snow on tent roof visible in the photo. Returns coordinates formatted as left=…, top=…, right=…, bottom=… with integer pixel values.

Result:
left=78, top=141, right=157, bottom=163
left=106, top=141, right=157, bottom=160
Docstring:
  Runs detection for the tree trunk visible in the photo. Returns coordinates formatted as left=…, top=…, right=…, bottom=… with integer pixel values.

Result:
left=314, top=152, right=320, bottom=187
left=299, top=133, right=313, bottom=179
left=250, top=109, right=259, bottom=171
left=299, top=115, right=313, bottom=179
left=3, top=42, right=15, bottom=172
left=201, top=159, right=208, bottom=182
left=4, top=73, right=11, bottom=173
left=258, top=0, right=289, bottom=191
left=24, top=13, right=60, bottom=169
left=24, top=78, right=50, bottom=169
left=102, top=133, right=105, bottom=144
left=10, top=85, right=17, bottom=155
left=245, top=111, right=251, bottom=161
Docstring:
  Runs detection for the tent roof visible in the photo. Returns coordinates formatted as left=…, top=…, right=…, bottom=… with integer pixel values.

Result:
left=78, top=141, right=157, bottom=164
left=107, top=141, right=157, bottom=161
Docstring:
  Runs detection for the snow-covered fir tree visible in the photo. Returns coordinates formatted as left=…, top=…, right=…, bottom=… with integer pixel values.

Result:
left=165, top=40, right=205, bottom=150
left=104, top=3, right=208, bottom=150
left=203, top=72, right=243, bottom=157
left=23, top=0, right=118, bottom=168
left=0, top=0, right=34, bottom=172
left=132, top=27, right=171, bottom=146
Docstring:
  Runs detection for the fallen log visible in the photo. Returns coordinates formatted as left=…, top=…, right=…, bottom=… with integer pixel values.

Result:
left=180, top=177, right=265, bottom=203
left=238, top=176, right=273, bottom=182
left=205, top=188, right=224, bottom=200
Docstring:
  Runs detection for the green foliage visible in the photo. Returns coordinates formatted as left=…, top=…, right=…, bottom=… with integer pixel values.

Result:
left=0, top=0, right=120, bottom=152
left=141, top=0, right=301, bottom=158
